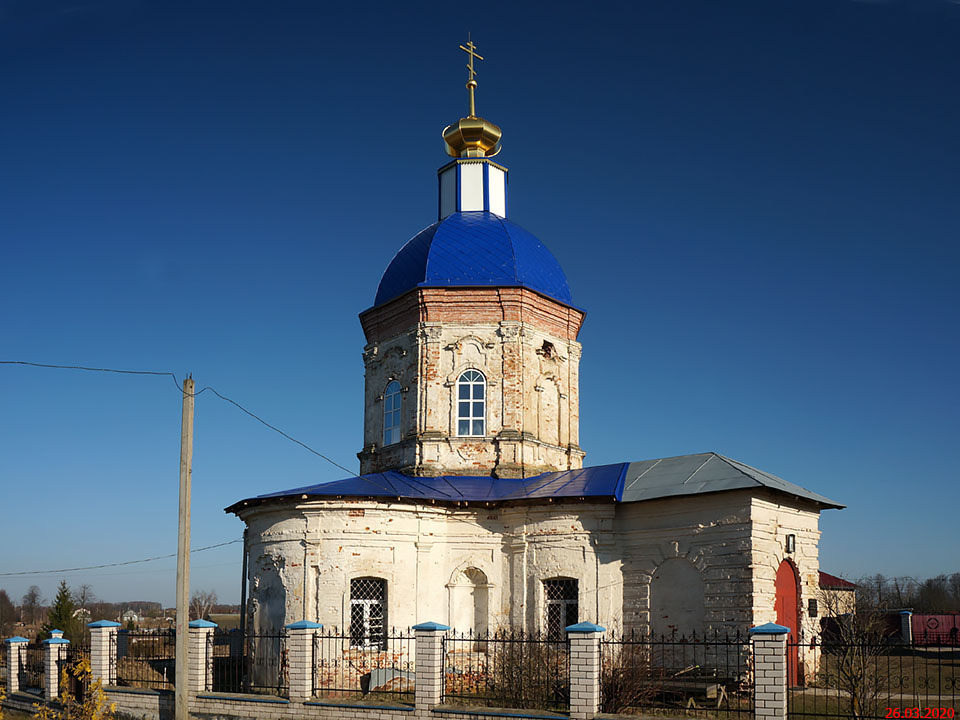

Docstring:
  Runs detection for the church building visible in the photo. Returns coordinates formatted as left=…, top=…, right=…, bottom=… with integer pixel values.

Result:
left=225, top=42, right=843, bottom=663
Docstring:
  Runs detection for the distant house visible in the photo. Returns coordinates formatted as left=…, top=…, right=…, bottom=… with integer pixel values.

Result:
left=73, top=608, right=92, bottom=622
left=819, top=571, right=857, bottom=616
left=121, top=609, right=141, bottom=624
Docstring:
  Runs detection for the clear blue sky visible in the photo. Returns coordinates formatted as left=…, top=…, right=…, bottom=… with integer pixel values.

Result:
left=1, top=0, right=957, bottom=608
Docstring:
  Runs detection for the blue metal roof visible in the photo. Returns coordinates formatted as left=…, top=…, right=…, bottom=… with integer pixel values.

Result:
left=226, top=453, right=843, bottom=511
left=374, top=211, right=574, bottom=307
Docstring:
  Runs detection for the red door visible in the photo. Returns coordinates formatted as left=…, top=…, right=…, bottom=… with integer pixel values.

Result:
left=775, top=560, right=799, bottom=686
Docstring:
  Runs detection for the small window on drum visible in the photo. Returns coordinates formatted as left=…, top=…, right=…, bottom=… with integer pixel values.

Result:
left=350, top=577, right=386, bottom=649
left=544, top=577, right=578, bottom=640
left=456, top=370, right=486, bottom=437
left=383, top=380, right=402, bottom=446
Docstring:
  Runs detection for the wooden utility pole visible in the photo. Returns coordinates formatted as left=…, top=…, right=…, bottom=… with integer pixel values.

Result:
left=175, top=377, right=194, bottom=720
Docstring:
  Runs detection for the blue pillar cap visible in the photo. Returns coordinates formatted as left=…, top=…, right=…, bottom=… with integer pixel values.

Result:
left=566, top=622, right=606, bottom=633
left=749, top=622, right=791, bottom=635
left=189, top=619, right=218, bottom=629
left=412, top=621, right=450, bottom=631
left=285, top=620, right=322, bottom=630
left=5, top=636, right=30, bottom=643
left=88, top=620, right=122, bottom=628
left=43, top=638, right=71, bottom=644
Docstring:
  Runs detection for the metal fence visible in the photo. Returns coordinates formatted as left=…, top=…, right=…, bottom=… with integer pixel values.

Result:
left=312, top=627, right=415, bottom=702
left=115, top=629, right=176, bottom=690
left=18, top=643, right=44, bottom=695
left=59, top=642, right=91, bottom=700
left=441, top=629, right=570, bottom=712
left=210, top=629, right=288, bottom=697
left=600, top=630, right=753, bottom=717
left=788, top=638, right=960, bottom=718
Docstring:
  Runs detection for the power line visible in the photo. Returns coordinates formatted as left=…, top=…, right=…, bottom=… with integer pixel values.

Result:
left=195, top=386, right=357, bottom=478
left=0, top=539, right=242, bottom=577
left=2, top=359, right=359, bottom=478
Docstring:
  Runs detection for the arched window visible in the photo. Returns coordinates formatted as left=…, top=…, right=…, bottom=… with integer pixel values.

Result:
left=456, top=370, right=486, bottom=437
left=383, top=380, right=402, bottom=446
left=544, top=577, right=578, bottom=639
left=350, top=577, right=386, bottom=649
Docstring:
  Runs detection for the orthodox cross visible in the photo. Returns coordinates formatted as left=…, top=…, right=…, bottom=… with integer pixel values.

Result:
left=459, top=34, right=484, bottom=117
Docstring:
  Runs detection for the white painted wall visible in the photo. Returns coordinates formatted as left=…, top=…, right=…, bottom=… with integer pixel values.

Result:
left=236, top=489, right=824, bottom=643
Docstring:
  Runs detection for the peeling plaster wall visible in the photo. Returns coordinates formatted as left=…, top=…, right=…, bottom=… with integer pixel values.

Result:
left=358, top=287, right=585, bottom=478
left=237, top=490, right=823, bottom=640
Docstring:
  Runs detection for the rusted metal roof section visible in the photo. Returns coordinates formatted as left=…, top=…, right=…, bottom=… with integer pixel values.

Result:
left=621, top=453, right=844, bottom=509
left=225, top=452, right=842, bottom=513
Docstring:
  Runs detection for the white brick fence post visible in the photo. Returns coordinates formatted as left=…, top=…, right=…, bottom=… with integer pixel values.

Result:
left=285, top=620, right=321, bottom=701
left=4, top=636, right=29, bottom=695
left=413, top=621, right=449, bottom=711
left=188, top=619, right=216, bottom=694
left=43, top=629, right=70, bottom=700
left=88, top=620, right=120, bottom=686
left=749, top=622, right=789, bottom=720
left=566, top=622, right=604, bottom=720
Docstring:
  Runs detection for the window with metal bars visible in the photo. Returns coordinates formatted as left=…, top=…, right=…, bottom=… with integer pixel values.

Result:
left=383, top=380, right=402, bottom=446
left=456, top=369, right=485, bottom=436
left=350, top=577, right=386, bottom=649
left=544, top=577, right=578, bottom=640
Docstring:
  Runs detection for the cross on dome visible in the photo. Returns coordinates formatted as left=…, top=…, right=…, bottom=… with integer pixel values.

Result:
left=443, top=35, right=502, bottom=158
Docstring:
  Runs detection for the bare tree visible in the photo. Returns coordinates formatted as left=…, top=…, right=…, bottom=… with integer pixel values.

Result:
left=22, top=585, right=44, bottom=625
left=819, top=586, right=890, bottom=719
left=0, top=589, right=15, bottom=637
left=190, top=590, right=218, bottom=621
left=77, top=584, right=96, bottom=610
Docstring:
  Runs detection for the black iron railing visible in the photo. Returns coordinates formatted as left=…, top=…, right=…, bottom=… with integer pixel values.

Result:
left=19, top=643, right=44, bottom=695
left=312, top=627, right=415, bottom=702
left=115, top=629, right=176, bottom=690
left=442, top=629, right=570, bottom=712
left=788, top=637, right=960, bottom=718
left=600, top=629, right=753, bottom=717
left=210, top=629, right=288, bottom=697
left=58, top=642, right=91, bottom=700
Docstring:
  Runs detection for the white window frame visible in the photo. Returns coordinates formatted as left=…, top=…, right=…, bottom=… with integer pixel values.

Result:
left=455, top=369, right=486, bottom=437
left=382, top=380, right=402, bottom=446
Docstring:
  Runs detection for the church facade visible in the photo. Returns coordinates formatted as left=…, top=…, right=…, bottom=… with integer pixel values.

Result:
left=226, top=47, right=842, bottom=663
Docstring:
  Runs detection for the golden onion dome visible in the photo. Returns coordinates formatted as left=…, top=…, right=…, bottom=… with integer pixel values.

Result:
left=442, top=115, right=502, bottom=158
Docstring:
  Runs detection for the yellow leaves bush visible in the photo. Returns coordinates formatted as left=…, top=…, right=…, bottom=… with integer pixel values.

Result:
left=32, top=657, right=115, bottom=720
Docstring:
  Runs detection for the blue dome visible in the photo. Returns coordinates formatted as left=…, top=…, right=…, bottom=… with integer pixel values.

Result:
left=374, top=211, right=573, bottom=307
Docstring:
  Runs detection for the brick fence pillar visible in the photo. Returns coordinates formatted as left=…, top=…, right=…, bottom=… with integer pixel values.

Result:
left=5, top=636, right=29, bottom=695
left=188, top=619, right=216, bottom=694
left=88, top=620, right=121, bottom=686
left=43, top=630, right=70, bottom=700
left=749, top=622, right=789, bottom=720
left=566, top=622, right=604, bottom=720
left=285, top=621, right=321, bottom=701
left=413, top=621, right=449, bottom=711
